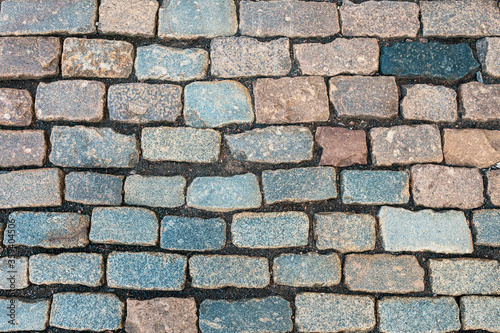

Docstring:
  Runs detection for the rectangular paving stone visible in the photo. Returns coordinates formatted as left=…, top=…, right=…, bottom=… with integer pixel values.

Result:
left=211, top=37, right=291, bottom=78
left=459, top=82, right=500, bottom=121
left=231, top=212, right=309, bottom=248
left=29, top=253, right=103, bottom=287
left=316, top=127, right=368, bottom=167
left=189, top=255, right=269, bottom=289
left=0, top=130, right=46, bottom=167
left=401, top=84, right=458, bottom=122
left=0, top=257, right=28, bottom=290
left=489, top=170, right=500, bottom=206
left=378, top=206, right=473, bottom=254
left=0, top=88, right=33, bottom=126
left=125, top=175, right=185, bottom=208
left=296, top=293, right=375, bottom=332
left=461, top=296, right=500, bottom=332
left=98, top=0, right=158, bottom=37
left=199, top=297, right=292, bottom=333
left=160, top=216, right=225, bottom=251
left=444, top=129, right=500, bottom=168
left=477, top=37, right=500, bottom=79
left=107, top=252, right=187, bottom=290
left=240, top=1, right=339, bottom=38
left=0, top=298, right=50, bottom=332
left=473, top=209, right=500, bottom=247
left=142, top=127, right=221, bottom=163
left=65, top=172, right=123, bottom=206
left=262, top=167, right=337, bottom=204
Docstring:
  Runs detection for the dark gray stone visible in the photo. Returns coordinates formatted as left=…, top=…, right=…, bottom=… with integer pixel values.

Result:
left=0, top=298, right=50, bottom=332
left=160, top=216, right=225, bottom=251
left=461, top=296, right=500, bottom=332
left=473, top=209, right=500, bottom=247
left=65, top=172, right=123, bottom=206
left=124, top=175, right=185, bottom=208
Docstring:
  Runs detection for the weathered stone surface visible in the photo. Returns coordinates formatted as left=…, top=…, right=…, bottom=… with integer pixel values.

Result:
left=378, top=206, right=473, bottom=254
left=262, top=167, right=337, bottom=204
left=107, top=252, right=187, bottom=290
left=0, top=88, right=33, bottom=126
left=296, top=293, right=375, bottom=332
left=35, top=80, right=105, bottom=122
left=90, top=207, right=158, bottom=246
left=199, top=297, right=292, bottom=333
left=6, top=212, right=89, bottom=248
left=226, top=126, right=313, bottom=164
left=50, top=293, right=123, bottom=331
left=50, top=126, right=139, bottom=168
left=211, top=37, right=291, bottom=78
left=187, top=173, right=261, bottom=212
left=158, top=0, right=237, bottom=39
left=0, top=130, right=46, bottom=167
left=340, top=0, right=419, bottom=38
left=0, top=169, right=63, bottom=209
left=370, top=125, right=443, bottom=166
left=488, top=170, right=500, bottom=206
left=125, top=298, right=198, bottom=333
left=0, top=0, right=96, bottom=35
left=411, top=164, right=484, bottom=209
left=0, top=257, right=28, bottom=289
left=461, top=296, right=500, bottom=332
left=273, top=253, right=341, bottom=287
left=401, top=84, right=458, bottom=122
left=315, top=127, right=367, bottom=167
left=135, top=44, right=209, bottom=81
left=142, top=127, right=220, bottom=163
left=380, top=41, right=479, bottom=81
left=29, top=253, right=103, bottom=287
left=444, top=129, right=500, bottom=168
left=189, top=255, right=269, bottom=289
left=0, top=298, right=50, bottom=332
left=477, top=37, right=500, bottom=78
left=232, top=212, right=309, bottom=248
left=160, top=216, right=225, bottom=251
left=314, top=212, right=376, bottom=252
left=473, top=209, right=500, bottom=246
left=240, top=1, right=339, bottom=38
left=125, top=175, right=185, bottom=208
left=430, top=259, right=500, bottom=295
left=62, top=38, right=133, bottom=78
left=345, top=254, right=425, bottom=294
left=65, top=172, right=123, bottom=205
left=254, top=76, right=329, bottom=124
left=98, top=0, right=158, bottom=37
left=184, top=80, right=253, bottom=128
left=460, top=82, right=500, bottom=121
left=0, top=37, right=60, bottom=79
left=341, top=170, right=410, bottom=205
left=329, top=76, right=398, bottom=118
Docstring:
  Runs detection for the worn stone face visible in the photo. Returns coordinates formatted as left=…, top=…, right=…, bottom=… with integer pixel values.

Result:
left=160, top=216, right=225, bottom=251
left=62, top=38, right=134, bottom=78
left=477, top=38, right=500, bottom=78
left=459, top=82, right=500, bottom=121
left=316, top=127, right=367, bottom=167
left=0, top=130, right=46, bottom=167
left=0, top=298, right=50, bottom=332
left=473, top=209, right=500, bottom=246
left=401, top=85, right=458, bottom=122
left=461, top=296, right=500, bottom=332
left=125, top=175, right=185, bottom=208
left=0, top=88, right=33, bottom=126
left=98, top=0, right=158, bottom=37
left=487, top=170, right=500, bottom=206
left=0, top=257, right=28, bottom=289
left=443, top=129, right=500, bottom=168
left=65, top=172, right=123, bottom=206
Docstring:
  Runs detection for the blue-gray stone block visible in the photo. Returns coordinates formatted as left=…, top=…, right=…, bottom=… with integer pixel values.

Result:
left=0, top=298, right=50, bottom=332
left=0, top=257, right=28, bottom=290
left=65, top=172, right=123, bottom=205
left=124, top=175, right=186, bottom=208
left=473, top=209, right=500, bottom=247
left=461, top=296, right=500, bottom=332
left=160, top=216, right=225, bottom=251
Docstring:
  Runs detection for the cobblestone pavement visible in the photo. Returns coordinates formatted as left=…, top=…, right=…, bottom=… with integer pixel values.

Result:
left=0, top=0, right=499, bottom=332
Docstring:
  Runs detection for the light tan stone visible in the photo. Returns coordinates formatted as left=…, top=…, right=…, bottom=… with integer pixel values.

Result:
left=487, top=170, right=500, bottom=206
left=477, top=37, right=500, bottom=78
left=459, top=82, right=500, bottom=121
left=443, top=129, right=500, bottom=168
left=401, top=85, right=458, bottom=122
left=0, top=130, right=46, bottom=167
left=98, top=0, right=158, bottom=37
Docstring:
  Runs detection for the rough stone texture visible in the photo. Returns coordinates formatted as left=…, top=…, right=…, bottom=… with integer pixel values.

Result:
left=107, top=252, right=187, bottom=290
left=158, top=0, right=237, bottom=39
left=341, top=170, right=410, bottom=205
left=125, top=298, right=198, bottom=333
left=315, top=127, right=367, bottom=167
left=488, top=170, right=500, bottom=206
left=296, top=293, right=375, bottom=332
left=443, top=129, right=500, bottom=168
left=459, top=82, right=500, bottom=121
left=187, top=173, right=261, bottom=212
left=477, top=37, right=500, bottom=78
left=0, top=298, right=50, bottom=332
left=125, top=175, right=185, bottom=208
left=240, top=1, right=339, bottom=38
left=211, top=37, right=291, bottom=78
left=184, top=80, right=254, bottom=128
left=0, top=257, right=29, bottom=289
left=378, top=297, right=460, bottom=333
left=226, top=126, right=313, bottom=164
left=0, top=37, right=61, bottom=79
left=50, top=126, right=139, bottom=168
left=90, top=207, right=158, bottom=246
left=65, top=172, right=123, bottom=206
left=189, top=255, right=269, bottom=289
left=199, top=297, right=292, bottom=333
left=378, top=206, right=473, bottom=254
left=329, top=76, right=398, bottom=119
left=62, top=38, right=133, bottom=78
left=160, top=216, right=225, bottom=251
left=0, top=169, right=63, bottom=209
left=345, top=254, right=425, bottom=294
left=411, top=164, right=484, bottom=209
left=142, top=127, right=221, bottom=163
left=473, top=209, right=500, bottom=246
left=314, top=213, right=376, bottom=252
left=0, top=130, right=46, bottom=167
left=461, top=296, right=500, bottom=332
left=0, top=88, right=33, bottom=126
left=35, top=80, right=105, bottom=122
left=273, top=253, right=341, bottom=287
left=231, top=212, right=309, bottom=248
left=6, top=212, right=89, bottom=248
left=98, top=0, right=158, bottom=37
left=429, top=259, right=500, bottom=295
left=340, top=0, right=420, bottom=38
left=401, top=85, right=458, bottom=122
left=262, top=167, right=337, bottom=204
left=29, top=253, right=103, bottom=287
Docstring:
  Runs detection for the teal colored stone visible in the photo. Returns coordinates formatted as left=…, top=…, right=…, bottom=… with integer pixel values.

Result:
left=65, top=172, right=123, bottom=205
left=124, top=175, right=186, bottom=208
left=472, top=209, right=500, bottom=247
left=160, top=216, right=225, bottom=251
left=380, top=41, right=479, bottom=81
left=341, top=170, right=409, bottom=205
left=199, top=297, right=292, bottom=333
left=0, top=298, right=50, bottom=331
left=461, top=296, right=500, bottom=332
